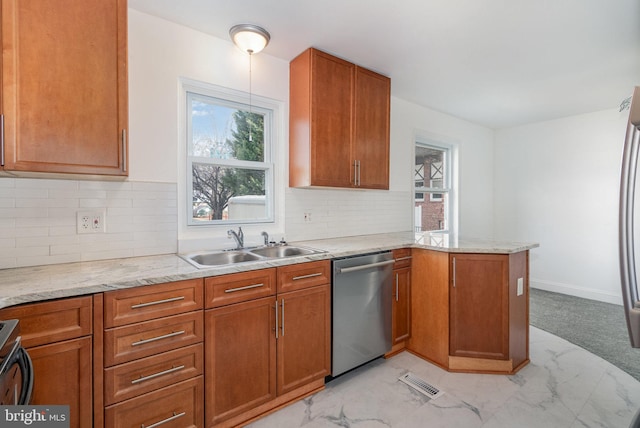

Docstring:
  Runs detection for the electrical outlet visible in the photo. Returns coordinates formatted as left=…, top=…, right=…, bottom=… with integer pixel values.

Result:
left=77, top=210, right=106, bottom=234
left=517, top=277, right=524, bottom=296
left=304, top=212, right=312, bottom=222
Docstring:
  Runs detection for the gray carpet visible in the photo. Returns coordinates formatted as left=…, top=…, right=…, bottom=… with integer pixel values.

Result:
left=530, top=288, right=640, bottom=382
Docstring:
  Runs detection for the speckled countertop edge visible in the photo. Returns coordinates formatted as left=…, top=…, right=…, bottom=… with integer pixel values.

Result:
left=0, top=232, right=538, bottom=309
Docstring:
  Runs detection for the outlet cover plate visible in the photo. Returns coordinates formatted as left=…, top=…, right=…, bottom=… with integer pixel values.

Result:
left=77, top=210, right=106, bottom=234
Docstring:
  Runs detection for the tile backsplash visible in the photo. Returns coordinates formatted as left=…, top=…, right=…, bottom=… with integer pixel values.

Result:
left=0, top=177, right=413, bottom=270
left=0, top=178, right=177, bottom=269
left=284, top=188, right=412, bottom=241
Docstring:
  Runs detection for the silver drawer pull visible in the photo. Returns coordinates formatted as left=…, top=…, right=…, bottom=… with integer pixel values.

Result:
left=142, top=411, right=186, bottom=428
left=131, top=296, right=185, bottom=309
left=292, top=272, right=322, bottom=281
left=394, top=256, right=412, bottom=262
left=131, top=365, right=186, bottom=385
left=224, top=283, right=264, bottom=293
left=132, top=330, right=185, bottom=347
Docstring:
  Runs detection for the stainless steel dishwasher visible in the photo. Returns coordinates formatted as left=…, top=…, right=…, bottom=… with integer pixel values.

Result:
left=332, top=251, right=394, bottom=377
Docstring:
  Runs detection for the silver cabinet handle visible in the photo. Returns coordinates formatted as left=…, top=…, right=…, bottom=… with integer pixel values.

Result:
left=131, top=365, right=185, bottom=385
left=142, top=411, right=186, bottom=428
left=452, top=257, right=456, bottom=288
left=353, top=159, right=358, bottom=186
left=122, top=129, right=127, bottom=173
left=337, top=259, right=395, bottom=274
left=356, top=160, right=361, bottom=186
left=394, top=256, right=412, bottom=262
left=292, top=272, right=322, bottom=281
left=131, top=296, right=185, bottom=309
left=274, top=300, right=279, bottom=339
left=281, top=298, right=285, bottom=337
left=132, top=330, right=185, bottom=347
left=224, top=283, right=264, bottom=293
left=395, top=273, right=399, bottom=302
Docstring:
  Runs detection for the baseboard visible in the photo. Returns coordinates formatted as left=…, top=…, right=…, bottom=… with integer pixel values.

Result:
left=531, top=278, right=622, bottom=305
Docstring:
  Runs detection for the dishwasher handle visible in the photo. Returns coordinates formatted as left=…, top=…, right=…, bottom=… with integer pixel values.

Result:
left=336, top=259, right=395, bottom=274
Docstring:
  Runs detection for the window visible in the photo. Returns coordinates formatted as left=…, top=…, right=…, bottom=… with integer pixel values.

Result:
left=186, top=91, right=274, bottom=225
left=414, top=142, right=452, bottom=233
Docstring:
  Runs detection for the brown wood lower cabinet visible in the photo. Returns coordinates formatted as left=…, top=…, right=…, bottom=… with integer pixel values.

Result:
left=392, top=266, right=411, bottom=344
left=205, top=262, right=331, bottom=427
left=276, top=285, right=331, bottom=396
left=449, top=254, right=509, bottom=360
left=100, top=279, right=205, bottom=428
left=28, top=337, right=93, bottom=427
left=409, top=249, right=529, bottom=374
left=0, top=296, right=93, bottom=428
left=206, top=296, right=277, bottom=425
left=105, top=377, right=203, bottom=428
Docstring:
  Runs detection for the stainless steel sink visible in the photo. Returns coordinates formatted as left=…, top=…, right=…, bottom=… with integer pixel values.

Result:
left=182, top=250, right=261, bottom=268
left=249, top=245, right=320, bottom=258
left=180, top=245, right=325, bottom=269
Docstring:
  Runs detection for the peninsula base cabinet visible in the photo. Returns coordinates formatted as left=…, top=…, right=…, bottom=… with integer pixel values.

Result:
left=205, top=261, right=331, bottom=428
left=408, top=249, right=530, bottom=374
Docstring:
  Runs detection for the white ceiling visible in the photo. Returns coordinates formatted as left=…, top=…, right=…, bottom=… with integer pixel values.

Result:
left=129, top=0, right=640, bottom=129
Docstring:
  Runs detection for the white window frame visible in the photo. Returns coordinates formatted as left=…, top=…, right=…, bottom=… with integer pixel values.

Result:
left=183, top=80, right=278, bottom=227
left=414, top=138, right=455, bottom=234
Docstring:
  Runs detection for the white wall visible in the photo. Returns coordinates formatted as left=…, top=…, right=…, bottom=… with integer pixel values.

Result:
left=129, top=10, right=496, bottom=247
left=494, top=108, right=629, bottom=304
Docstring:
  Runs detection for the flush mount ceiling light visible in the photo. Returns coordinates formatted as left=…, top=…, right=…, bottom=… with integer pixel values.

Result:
left=229, top=24, right=270, bottom=54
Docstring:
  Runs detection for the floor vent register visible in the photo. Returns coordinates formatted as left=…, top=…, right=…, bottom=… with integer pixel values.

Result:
left=398, top=372, right=445, bottom=400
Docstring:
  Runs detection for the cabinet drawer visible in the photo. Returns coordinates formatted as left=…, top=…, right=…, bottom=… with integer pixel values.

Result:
left=104, top=343, right=203, bottom=406
left=277, top=260, right=331, bottom=293
left=105, top=376, right=203, bottom=428
left=0, top=296, right=92, bottom=347
left=104, top=279, right=203, bottom=328
left=393, top=248, right=412, bottom=269
left=205, top=269, right=276, bottom=309
left=104, top=312, right=203, bottom=367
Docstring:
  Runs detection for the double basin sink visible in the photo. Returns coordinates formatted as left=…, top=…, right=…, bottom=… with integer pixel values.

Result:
left=181, top=245, right=326, bottom=269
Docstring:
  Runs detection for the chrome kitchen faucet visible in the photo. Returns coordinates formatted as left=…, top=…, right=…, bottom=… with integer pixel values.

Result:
left=227, top=227, right=244, bottom=249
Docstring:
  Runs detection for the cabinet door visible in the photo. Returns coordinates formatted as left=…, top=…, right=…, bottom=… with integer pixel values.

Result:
left=276, top=285, right=331, bottom=396
left=290, top=48, right=353, bottom=188
left=353, top=67, right=390, bottom=189
left=28, top=337, right=93, bottom=428
left=205, top=297, right=276, bottom=426
left=449, top=254, right=509, bottom=360
left=392, top=267, right=411, bottom=344
left=309, top=50, right=354, bottom=187
left=1, top=0, right=127, bottom=175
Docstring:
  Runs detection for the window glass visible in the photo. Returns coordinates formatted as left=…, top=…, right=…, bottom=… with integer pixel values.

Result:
left=187, top=92, right=273, bottom=225
left=414, top=144, right=450, bottom=233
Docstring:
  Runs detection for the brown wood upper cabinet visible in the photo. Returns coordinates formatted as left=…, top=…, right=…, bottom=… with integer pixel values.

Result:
left=0, top=0, right=128, bottom=175
left=289, top=48, right=390, bottom=189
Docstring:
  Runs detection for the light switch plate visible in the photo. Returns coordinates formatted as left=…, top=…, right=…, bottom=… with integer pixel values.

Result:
left=517, top=277, right=524, bottom=296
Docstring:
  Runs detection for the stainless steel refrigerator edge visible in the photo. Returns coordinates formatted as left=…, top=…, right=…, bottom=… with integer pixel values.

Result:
left=332, top=252, right=394, bottom=377
left=618, top=86, right=640, bottom=349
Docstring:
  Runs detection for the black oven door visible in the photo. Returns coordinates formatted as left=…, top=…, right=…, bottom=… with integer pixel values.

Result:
left=0, top=339, right=33, bottom=405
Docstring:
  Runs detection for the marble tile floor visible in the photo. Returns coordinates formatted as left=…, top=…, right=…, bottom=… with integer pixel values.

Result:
left=247, top=327, right=640, bottom=428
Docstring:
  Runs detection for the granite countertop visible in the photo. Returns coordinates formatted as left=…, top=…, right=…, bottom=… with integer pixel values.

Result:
left=0, top=232, right=538, bottom=309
